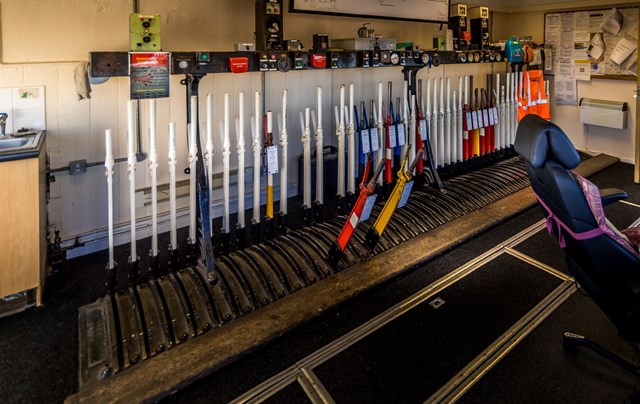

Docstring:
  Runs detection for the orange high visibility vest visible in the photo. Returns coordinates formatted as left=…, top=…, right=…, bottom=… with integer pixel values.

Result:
left=518, top=70, right=550, bottom=121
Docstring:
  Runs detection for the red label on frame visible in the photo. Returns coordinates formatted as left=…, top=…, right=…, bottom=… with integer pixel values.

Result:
left=229, top=57, right=249, bottom=73
left=310, top=53, right=327, bottom=68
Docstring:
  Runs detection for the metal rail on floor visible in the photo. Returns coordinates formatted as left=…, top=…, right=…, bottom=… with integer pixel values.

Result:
left=232, top=218, right=574, bottom=403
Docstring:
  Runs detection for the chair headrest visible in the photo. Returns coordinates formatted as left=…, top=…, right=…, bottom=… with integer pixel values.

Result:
left=514, top=115, right=580, bottom=169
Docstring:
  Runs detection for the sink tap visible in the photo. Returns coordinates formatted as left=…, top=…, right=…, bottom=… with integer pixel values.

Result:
left=0, top=113, right=8, bottom=138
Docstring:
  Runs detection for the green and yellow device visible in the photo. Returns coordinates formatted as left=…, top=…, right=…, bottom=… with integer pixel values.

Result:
left=130, top=14, right=161, bottom=51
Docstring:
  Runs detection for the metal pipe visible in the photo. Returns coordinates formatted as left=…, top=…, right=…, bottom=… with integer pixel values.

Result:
left=337, top=84, right=345, bottom=197
left=506, top=73, right=512, bottom=147
left=409, top=93, right=417, bottom=176
left=302, top=108, right=311, bottom=207
left=514, top=70, right=521, bottom=145
left=314, top=86, right=324, bottom=203
left=347, top=84, right=355, bottom=194
left=168, top=123, right=177, bottom=250
left=438, top=77, right=445, bottom=166
left=425, top=78, right=431, bottom=166
left=279, top=90, right=287, bottom=215
left=495, top=74, right=501, bottom=150
left=451, top=89, right=457, bottom=163
left=206, top=94, right=214, bottom=232
left=237, top=103, right=246, bottom=227
left=401, top=80, right=409, bottom=160
left=223, top=94, right=231, bottom=234
left=376, top=82, right=384, bottom=186
left=464, top=75, right=470, bottom=160
left=445, top=77, right=451, bottom=165
left=127, top=100, right=137, bottom=261
left=188, top=96, right=197, bottom=245
left=105, top=129, right=115, bottom=270
left=266, top=111, right=274, bottom=218
left=252, top=91, right=261, bottom=224
left=431, top=77, right=439, bottom=166
left=149, top=99, right=158, bottom=257
left=458, top=76, right=464, bottom=162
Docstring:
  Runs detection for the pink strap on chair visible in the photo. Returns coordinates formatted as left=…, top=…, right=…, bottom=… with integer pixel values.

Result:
left=534, top=172, right=640, bottom=259
left=533, top=192, right=605, bottom=248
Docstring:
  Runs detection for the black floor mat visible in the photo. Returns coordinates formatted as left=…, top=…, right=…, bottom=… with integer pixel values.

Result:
left=513, top=227, right=570, bottom=274
left=460, top=291, right=639, bottom=404
left=263, top=381, right=310, bottom=403
left=311, top=254, right=563, bottom=403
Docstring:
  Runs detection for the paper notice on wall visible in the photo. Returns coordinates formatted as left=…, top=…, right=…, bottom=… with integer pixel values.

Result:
left=532, top=49, right=543, bottom=66
left=621, top=48, right=638, bottom=76
left=554, top=70, right=578, bottom=105
left=546, top=29, right=561, bottom=44
left=625, top=61, right=638, bottom=77
left=622, top=8, right=639, bottom=40
left=610, top=37, right=637, bottom=65
left=575, top=60, right=591, bottom=81
left=546, top=13, right=561, bottom=28
left=600, top=8, right=623, bottom=35
left=561, top=13, right=575, bottom=30
left=544, top=49, right=554, bottom=72
left=589, top=12, right=605, bottom=33
left=588, top=33, right=605, bottom=61
left=591, top=61, right=605, bottom=76
left=574, top=12, right=590, bottom=42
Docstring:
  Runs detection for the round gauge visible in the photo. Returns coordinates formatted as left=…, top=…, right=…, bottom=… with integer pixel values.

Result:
left=277, top=56, right=292, bottom=72
left=421, top=52, right=430, bottom=65
left=489, top=52, right=496, bottom=62
left=390, top=52, right=400, bottom=65
left=457, top=53, right=467, bottom=63
left=178, top=60, right=189, bottom=69
left=466, top=52, right=473, bottom=62
left=473, top=52, right=481, bottom=63
left=495, top=52, right=503, bottom=62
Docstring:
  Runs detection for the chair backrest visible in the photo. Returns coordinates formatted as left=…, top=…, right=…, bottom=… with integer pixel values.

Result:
left=514, top=114, right=640, bottom=340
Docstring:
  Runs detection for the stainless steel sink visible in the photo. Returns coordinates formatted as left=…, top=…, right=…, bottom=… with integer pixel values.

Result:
left=0, top=138, right=29, bottom=149
left=0, top=131, right=43, bottom=156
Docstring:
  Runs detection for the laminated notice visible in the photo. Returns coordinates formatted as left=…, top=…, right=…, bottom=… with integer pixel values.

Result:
left=267, top=145, right=279, bottom=174
left=465, top=111, right=473, bottom=129
left=398, top=181, right=414, bottom=208
left=360, top=195, right=378, bottom=222
left=397, top=124, right=406, bottom=146
left=370, top=128, right=379, bottom=152
left=389, top=126, right=397, bottom=148
left=361, top=129, right=371, bottom=154
left=419, top=119, right=428, bottom=141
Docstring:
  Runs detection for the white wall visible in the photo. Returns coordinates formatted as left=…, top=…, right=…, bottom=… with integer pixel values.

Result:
left=1, top=0, right=494, bottom=256
left=493, top=8, right=637, bottom=163
left=0, top=0, right=604, bottom=258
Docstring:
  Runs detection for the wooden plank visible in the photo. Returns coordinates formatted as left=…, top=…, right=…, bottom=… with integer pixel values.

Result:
left=0, top=157, right=40, bottom=298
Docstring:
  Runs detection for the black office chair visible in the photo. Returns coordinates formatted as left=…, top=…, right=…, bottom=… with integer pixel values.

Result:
left=514, top=114, right=640, bottom=381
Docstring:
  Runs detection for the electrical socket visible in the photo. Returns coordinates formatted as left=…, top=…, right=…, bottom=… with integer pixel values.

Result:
left=68, top=160, right=87, bottom=175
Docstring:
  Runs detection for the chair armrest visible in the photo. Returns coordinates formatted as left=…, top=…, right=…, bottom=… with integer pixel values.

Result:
left=600, top=188, right=627, bottom=206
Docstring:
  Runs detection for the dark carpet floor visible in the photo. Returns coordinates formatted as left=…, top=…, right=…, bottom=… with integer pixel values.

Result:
left=1, top=160, right=639, bottom=404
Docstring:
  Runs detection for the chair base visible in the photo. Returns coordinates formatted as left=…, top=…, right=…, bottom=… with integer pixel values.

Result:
left=563, top=331, right=640, bottom=377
